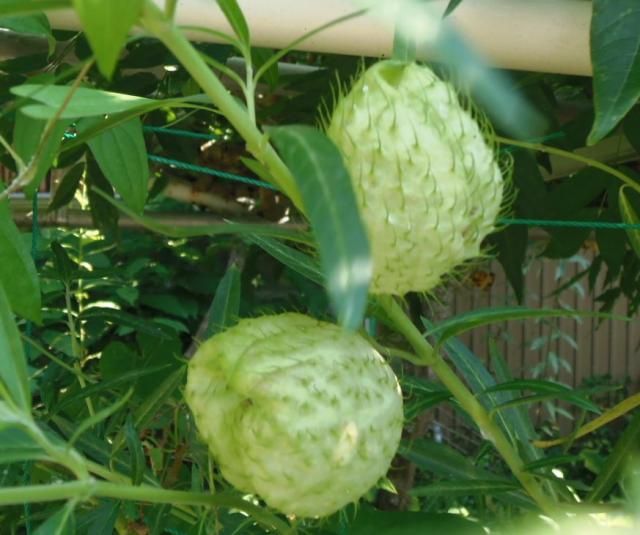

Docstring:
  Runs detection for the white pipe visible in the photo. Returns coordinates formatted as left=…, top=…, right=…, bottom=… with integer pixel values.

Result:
left=46, top=0, right=592, bottom=76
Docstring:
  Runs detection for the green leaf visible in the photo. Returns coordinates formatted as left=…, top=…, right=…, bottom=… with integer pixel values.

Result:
left=0, top=1, right=71, bottom=17
left=488, top=225, right=527, bottom=302
left=51, top=241, right=78, bottom=285
left=399, top=439, right=535, bottom=510
left=523, top=455, right=580, bottom=473
left=216, top=0, right=250, bottom=48
left=427, top=306, right=622, bottom=345
left=443, top=0, right=464, bottom=17
left=491, top=392, right=600, bottom=416
left=0, top=427, right=46, bottom=464
left=248, top=235, right=323, bottom=285
left=11, top=84, right=154, bottom=119
left=587, top=409, right=640, bottom=502
left=350, top=509, right=484, bottom=535
left=83, top=117, right=149, bottom=214
left=86, top=158, right=119, bottom=238
left=124, top=415, right=145, bottom=486
left=205, top=260, right=242, bottom=338
left=48, top=162, right=84, bottom=212
left=588, top=0, right=640, bottom=144
left=72, top=0, right=144, bottom=78
left=13, top=111, right=70, bottom=197
left=0, top=13, right=54, bottom=54
left=34, top=500, right=76, bottom=535
left=0, top=189, right=41, bottom=322
left=411, top=479, right=519, bottom=497
left=0, top=284, right=32, bottom=413
left=620, top=185, right=640, bottom=259
left=93, top=187, right=312, bottom=244
left=269, top=125, right=371, bottom=330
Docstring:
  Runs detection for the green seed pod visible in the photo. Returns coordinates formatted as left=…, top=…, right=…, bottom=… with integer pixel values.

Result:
left=327, top=60, right=505, bottom=295
left=185, top=313, right=403, bottom=518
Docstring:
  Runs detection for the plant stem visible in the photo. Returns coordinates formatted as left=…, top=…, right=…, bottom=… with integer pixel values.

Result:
left=0, top=480, right=291, bottom=533
left=139, top=1, right=302, bottom=210
left=497, top=135, right=640, bottom=194
left=377, top=295, right=556, bottom=515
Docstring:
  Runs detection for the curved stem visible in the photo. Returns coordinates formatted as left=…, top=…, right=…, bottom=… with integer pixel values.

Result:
left=377, top=295, right=556, bottom=515
left=497, top=135, right=640, bottom=194
left=139, top=1, right=303, bottom=211
left=0, top=480, right=291, bottom=533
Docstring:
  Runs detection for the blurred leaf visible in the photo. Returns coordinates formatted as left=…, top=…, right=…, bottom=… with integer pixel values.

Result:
left=252, top=47, right=279, bottom=89
left=76, top=500, right=119, bottom=535
left=443, top=0, right=464, bottom=18
left=248, top=235, right=323, bottom=285
left=93, top=188, right=312, bottom=244
left=427, top=306, right=620, bottom=345
left=124, top=415, right=145, bottom=485
left=72, top=0, right=144, bottom=78
left=48, top=162, right=84, bottom=212
left=13, top=111, right=70, bottom=197
left=589, top=0, right=640, bottom=144
left=620, top=185, right=640, bottom=259
left=216, top=0, right=250, bottom=47
left=0, top=427, right=46, bottom=464
left=34, top=500, right=76, bottom=535
left=83, top=117, right=149, bottom=214
left=411, top=479, right=519, bottom=497
left=269, top=125, right=372, bottom=330
left=206, top=260, right=242, bottom=337
left=350, top=509, right=484, bottom=535
left=0, top=188, right=41, bottom=322
left=0, top=285, right=31, bottom=413
left=68, top=389, right=133, bottom=447
left=623, top=105, right=640, bottom=152
left=81, top=308, right=172, bottom=339
left=534, top=391, right=640, bottom=449
left=11, top=84, right=154, bottom=119
left=523, top=454, right=580, bottom=473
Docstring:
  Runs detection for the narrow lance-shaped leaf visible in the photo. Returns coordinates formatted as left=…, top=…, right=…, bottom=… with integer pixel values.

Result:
left=619, top=185, right=640, bottom=259
left=269, top=125, right=372, bottom=330
left=216, top=0, right=250, bottom=48
left=83, top=117, right=149, bottom=214
left=0, top=13, right=55, bottom=54
left=11, top=85, right=154, bottom=119
left=0, top=186, right=41, bottom=323
left=72, top=0, right=144, bottom=78
left=205, top=259, right=242, bottom=338
left=0, top=1, right=71, bottom=17
left=0, top=284, right=31, bottom=413
left=588, top=0, right=640, bottom=144
left=13, top=110, right=70, bottom=197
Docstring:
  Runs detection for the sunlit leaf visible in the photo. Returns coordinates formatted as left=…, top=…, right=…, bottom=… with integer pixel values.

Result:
left=0, top=1, right=70, bottom=17
left=269, top=125, right=372, bottom=330
left=72, top=0, right=144, bottom=78
left=83, top=117, right=149, bottom=214
left=216, top=0, right=250, bottom=48
left=11, top=84, right=154, bottom=119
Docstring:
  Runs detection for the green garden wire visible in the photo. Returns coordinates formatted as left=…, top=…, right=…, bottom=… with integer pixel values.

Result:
left=143, top=127, right=640, bottom=231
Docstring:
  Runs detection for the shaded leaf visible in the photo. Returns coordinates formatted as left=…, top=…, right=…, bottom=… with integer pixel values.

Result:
left=34, top=501, right=76, bottom=535
left=206, top=260, right=242, bottom=338
left=48, top=162, right=84, bottom=211
left=0, top=186, right=41, bottom=322
left=488, top=224, right=527, bottom=302
left=620, top=185, right=640, bottom=259
left=0, top=13, right=54, bottom=53
left=124, top=415, right=145, bottom=485
left=411, top=479, right=519, bottom=497
left=248, top=235, right=323, bottom=285
left=86, top=158, right=119, bottom=238
left=350, top=509, right=483, bottom=535
left=589, top=0, right=640, bottom=144
left=269, top=125, right=371, bottom=330
left=0, top=285, right=31, bottom=412
left=443, top=0, right=464, bottom=18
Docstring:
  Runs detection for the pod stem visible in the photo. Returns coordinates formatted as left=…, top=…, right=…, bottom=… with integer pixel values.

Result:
left=377, top=295, right=556, bottom=515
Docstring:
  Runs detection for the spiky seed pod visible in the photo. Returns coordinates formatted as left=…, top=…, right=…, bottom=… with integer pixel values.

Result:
left=326, top=60, right=505, bottom=295
left=185, top=313, right=404, bottom=518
